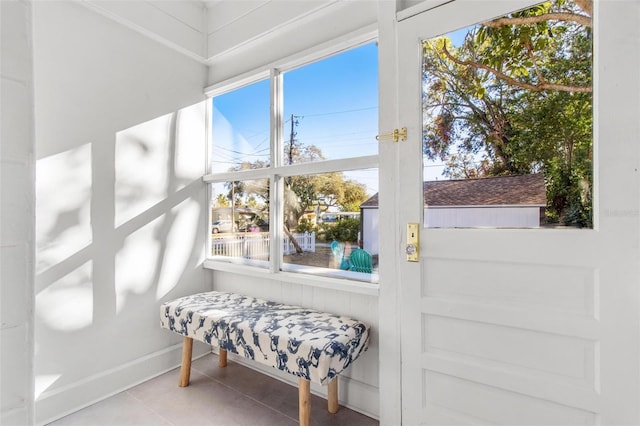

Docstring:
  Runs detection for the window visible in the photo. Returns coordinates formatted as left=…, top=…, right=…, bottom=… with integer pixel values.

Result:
left=421, top=0, right=592, bottom=229
left=211, top=79, right=270, bottom=174
left=206, top=42, right=379, bottom=283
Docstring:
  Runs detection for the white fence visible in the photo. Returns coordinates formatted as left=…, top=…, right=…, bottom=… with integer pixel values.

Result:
left=283, top=232, right=315, bottom=255
left=211, top=232, right=315, bottom=259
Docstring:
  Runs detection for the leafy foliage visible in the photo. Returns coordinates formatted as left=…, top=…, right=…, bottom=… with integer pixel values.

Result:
left=282, top=140, right=368, bottom=231
left=323, top=218, right=360, bottom=243
left=295, top=218, right=316, bottom=234
left=215, top=194, right=229, bottom=207
left=422, top=0, right=592, bottom=226
left=221, top=138, right=369, bottom=237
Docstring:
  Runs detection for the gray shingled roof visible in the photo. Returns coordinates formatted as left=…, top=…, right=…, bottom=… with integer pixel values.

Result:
left=361, top=174, right=546, bottom=208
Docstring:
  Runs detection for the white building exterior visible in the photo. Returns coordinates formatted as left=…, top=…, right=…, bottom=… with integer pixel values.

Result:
left=425, top=206, right=542, bottom=228
left=362, top=174, right=547, bottom=254
left=423, top=174, right=547, bottom=228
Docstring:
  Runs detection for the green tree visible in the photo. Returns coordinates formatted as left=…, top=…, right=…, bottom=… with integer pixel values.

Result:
left=282, top=140, right=368, bottom=251
left=422, top=0, right=592, bottom=226
left=214, top=194, right=229, bottom=207
left=323, top=218, right=360, bottom=243
left=226, top=139, right=369, bottom=251
left=224, top=161, right=270, bottom=210
left=339, top=180, right=369, bottom=212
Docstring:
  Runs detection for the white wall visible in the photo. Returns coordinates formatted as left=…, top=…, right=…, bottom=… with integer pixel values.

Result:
left=31, top=2, right=210, bottom=423
left=1, top=1, right=36, bottom=424
left=211, top=271, right=380, bottom=418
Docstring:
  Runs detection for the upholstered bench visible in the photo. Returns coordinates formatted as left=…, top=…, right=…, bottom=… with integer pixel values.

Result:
left=160, top=291, right=371, bottom=426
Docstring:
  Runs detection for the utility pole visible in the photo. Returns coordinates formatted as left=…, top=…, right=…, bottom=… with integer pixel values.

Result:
left=288, top=113, right=299, bottom=165
left=285, top=114, right=303, bottom=253
left=231, top=181, right=235, bottom=232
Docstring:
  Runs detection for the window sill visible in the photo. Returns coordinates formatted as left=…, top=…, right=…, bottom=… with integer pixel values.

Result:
left=203, top=258, right=380, bottom=297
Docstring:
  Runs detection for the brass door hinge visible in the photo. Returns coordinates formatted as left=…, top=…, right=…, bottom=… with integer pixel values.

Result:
left=376, top=127, right=407, bottom=143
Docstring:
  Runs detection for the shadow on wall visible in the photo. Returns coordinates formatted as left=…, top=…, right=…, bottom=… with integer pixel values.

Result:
left=34, top=101, right=208, bottom=400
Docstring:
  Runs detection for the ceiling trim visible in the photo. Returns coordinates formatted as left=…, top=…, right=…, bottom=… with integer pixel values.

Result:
left=77, top=0, right=209, bottom=65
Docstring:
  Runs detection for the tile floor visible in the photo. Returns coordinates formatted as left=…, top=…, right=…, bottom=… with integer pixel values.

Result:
left=48, top=354, right=378, bottom=426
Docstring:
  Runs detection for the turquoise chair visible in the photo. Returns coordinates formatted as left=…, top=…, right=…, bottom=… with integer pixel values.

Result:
left=349, top=248, right=373, bottom=273
left=331, top=241, right=351, bottom=270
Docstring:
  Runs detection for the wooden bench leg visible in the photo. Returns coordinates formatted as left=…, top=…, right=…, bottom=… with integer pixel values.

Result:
left=328, top=378, right=339, bottom=413
left=218, top=348, right=227, bottom=368
left=179, top=336, right=193, bottom=387
left=299, top=378, right=311, bottom=426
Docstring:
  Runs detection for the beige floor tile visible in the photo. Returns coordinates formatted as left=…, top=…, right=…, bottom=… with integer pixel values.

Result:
left=47, top=354, right=378, bottom=426
left=48, top=392, right=171, bottom=426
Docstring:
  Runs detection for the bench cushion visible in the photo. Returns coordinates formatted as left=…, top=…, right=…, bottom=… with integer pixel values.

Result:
left=160, top=291, right=370, bottom=385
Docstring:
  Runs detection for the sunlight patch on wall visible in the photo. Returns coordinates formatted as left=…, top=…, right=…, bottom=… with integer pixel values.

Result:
left=114, top=113, right=173, bottom=228
left=175, top=101, right=206, bottom=182
left=34, top=374, right=61, bottom=401
left=35, top=261, right=93, bottom=331
left=36, top=143, right=92, bottom=274
left=115, top=215, right=162, bottom=313
left=114, top=101, right=206, bottom=229
left=156, top=198, right=200, bottom=300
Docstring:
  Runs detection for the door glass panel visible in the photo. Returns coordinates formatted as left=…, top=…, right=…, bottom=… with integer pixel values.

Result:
left=422, top=0, right=593, bottom=229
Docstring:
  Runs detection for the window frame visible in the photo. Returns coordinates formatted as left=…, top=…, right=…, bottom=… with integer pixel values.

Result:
left=203, top=33, right=380, bottom=295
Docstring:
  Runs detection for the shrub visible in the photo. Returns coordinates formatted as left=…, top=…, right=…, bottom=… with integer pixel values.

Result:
left=323, top=218, right=360, bottom=242
left=296, top=218, right=316, bottom=234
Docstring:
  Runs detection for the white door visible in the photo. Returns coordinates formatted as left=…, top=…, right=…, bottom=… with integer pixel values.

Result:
left=396, top=1, right=640, bottom=425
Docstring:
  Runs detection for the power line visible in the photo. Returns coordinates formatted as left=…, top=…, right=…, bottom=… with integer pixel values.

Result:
left=215, top=145, right=270, bottom=157
left=299, top=106, right=377, bottom=118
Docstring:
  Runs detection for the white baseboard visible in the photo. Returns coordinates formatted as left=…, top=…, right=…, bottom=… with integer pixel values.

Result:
left=214, top=349, right=380, bottom=420
left=35, top=342, right=210, bottom=426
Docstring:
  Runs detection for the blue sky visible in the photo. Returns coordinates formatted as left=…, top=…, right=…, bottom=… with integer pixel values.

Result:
left=212, top=42, right=380, bottom=194
left=212, top=43, right=378, bottom=166
left=282, top=43, right=379, bottom=161
left=211, top=31, right=472, bottom=191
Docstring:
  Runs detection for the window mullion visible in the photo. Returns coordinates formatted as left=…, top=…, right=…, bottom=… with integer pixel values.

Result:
left=203, top=168, right=272, bottom=183
left=270, top=175, right=283, bottom=274
left=205, top=99, right=213, bottom=259
left=271, top=68, right=283, bottom=169
left=270, top=69, right=284, bottom=273
left=275, top=156, right=379, bottom=177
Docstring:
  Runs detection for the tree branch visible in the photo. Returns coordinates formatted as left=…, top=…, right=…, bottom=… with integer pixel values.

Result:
left=526, top=44, right=549, bottom=88
left=574, top=0, right=593, bottom=16
left=440, top=44, right=592, bottom=93
left=482, top=12, right=591, bottom=28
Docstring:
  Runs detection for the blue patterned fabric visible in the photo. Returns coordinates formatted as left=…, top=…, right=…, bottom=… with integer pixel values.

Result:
left=160, top=291, right=370, bottom=385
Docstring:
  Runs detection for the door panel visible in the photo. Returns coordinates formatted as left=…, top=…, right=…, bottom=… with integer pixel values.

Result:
left=397, top=1, right=639, bottom=425
left=402, top=233, right=602, bottom=424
